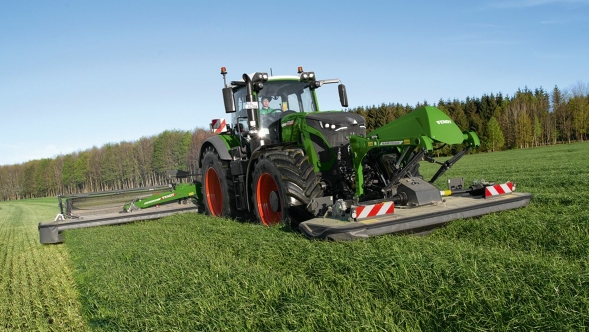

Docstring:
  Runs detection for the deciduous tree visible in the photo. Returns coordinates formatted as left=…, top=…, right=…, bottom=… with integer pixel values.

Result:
left=486, top=117, right=505, bottom=152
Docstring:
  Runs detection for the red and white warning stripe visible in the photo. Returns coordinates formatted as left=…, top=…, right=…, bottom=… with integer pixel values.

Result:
left=210, top=118, right=227, bottom=133
left=485, top=182, right=515, bottom=198
left=352, top=201, right=395, bottom=220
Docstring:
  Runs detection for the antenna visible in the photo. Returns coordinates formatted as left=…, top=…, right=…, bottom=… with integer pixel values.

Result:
left=270, top=68, right=273, bottom=76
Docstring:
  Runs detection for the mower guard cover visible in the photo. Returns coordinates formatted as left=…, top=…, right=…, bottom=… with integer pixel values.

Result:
left=299, top=192, right=532, bottom=241
left=39, top=204, right=199, bottom=244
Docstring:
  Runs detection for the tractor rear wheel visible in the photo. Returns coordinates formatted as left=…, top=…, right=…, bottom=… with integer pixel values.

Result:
left=201, top=146, right=242, bottom=219
left=251, top=148, right=323, bottom=229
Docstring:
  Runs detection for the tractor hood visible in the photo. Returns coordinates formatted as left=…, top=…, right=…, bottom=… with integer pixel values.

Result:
left=304, top=112, right=367, bottom=147
left=305, top=111, right=366, bottom=131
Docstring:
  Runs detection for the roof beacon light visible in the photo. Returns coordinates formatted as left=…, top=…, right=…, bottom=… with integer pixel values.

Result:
left=221, top=67, right=228, bottom=87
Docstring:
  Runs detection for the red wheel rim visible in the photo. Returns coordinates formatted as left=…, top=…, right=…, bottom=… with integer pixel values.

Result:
left=256, top=173, right=281, bottom=226
left=205, top=167, right=223, bottom=216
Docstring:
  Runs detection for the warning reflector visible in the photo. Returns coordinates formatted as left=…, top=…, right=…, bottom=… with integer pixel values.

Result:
left=351, top=201, right=395, bottom=221
left=210, top=119, right=227, bottom=133
left=485, top=182, right=515, bottom=198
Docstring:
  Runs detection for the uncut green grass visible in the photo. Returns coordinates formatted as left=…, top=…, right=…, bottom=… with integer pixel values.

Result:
left=0, top=198, right=88, bottom=331
left=66, top=142, right=589, bottom=331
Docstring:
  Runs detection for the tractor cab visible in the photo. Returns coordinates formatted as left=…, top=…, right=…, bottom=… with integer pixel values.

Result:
left=220, top=67, right=348, bottom=141
left=256, top=76, right=317, bottom=131
left=231, top=78, right=317, bottom=135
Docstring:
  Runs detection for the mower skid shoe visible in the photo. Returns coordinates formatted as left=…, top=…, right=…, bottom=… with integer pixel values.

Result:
left=299, top=192, right=532, bottom=241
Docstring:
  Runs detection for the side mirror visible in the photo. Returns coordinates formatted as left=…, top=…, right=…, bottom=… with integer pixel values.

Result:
left=338, top=84, right=348, bottom=108
left=222, top=87, right=235, bottom=113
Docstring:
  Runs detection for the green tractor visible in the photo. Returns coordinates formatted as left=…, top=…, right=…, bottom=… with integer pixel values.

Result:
left=198, top=67, right=531, bottom=239
left=38, top=66, right=531, bottom=244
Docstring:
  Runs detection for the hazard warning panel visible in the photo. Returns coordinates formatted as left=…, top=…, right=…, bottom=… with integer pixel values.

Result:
left=484, top=182, right=515, bottom=198
left=210, top=119, right=227, bottom=133
left=351, top=201, right=395, bottom=221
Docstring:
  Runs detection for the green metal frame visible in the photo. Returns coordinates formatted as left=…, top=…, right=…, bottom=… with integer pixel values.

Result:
left=349, top=106, right=480, bottom=197
left=123, top=182, right=203, bottom=212
left=278, top=112, right=337, bottom=172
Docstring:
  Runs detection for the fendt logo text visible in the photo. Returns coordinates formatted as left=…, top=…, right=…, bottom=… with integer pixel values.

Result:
left=436, top=120, right=452, bottom=124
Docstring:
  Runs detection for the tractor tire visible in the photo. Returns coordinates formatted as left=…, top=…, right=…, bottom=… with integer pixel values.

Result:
left=251, top=148, right=323, bottom=229
left=200, top=146, right=243, bottom=219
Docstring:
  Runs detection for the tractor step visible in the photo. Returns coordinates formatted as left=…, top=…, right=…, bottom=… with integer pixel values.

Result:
left=299, top=192, right=532, bottom=241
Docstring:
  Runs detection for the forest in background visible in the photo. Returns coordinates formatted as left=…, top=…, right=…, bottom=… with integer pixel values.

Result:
left=0, top=83, right=587, bottom=201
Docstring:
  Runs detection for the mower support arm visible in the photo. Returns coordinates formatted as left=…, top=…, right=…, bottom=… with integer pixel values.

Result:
left=428, top=145, right=470, bottom=184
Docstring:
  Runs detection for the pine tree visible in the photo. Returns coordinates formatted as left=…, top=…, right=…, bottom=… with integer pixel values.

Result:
left=552, top=85, right=572, bottom=143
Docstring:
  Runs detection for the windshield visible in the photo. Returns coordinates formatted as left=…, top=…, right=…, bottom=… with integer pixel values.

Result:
left=231, top=80, right=316, bottom=133
left=257, top=81, right=315, bottom=113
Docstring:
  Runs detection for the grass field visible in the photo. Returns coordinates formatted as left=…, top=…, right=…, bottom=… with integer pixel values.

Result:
left=0, top=198, right=88, bottom=331
left=2, top=142, right=588, bottom=330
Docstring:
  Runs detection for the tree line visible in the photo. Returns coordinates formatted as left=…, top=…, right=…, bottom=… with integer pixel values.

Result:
left=0, top=129, right=215, bottom=200
left=350, top=83, right=588, bottom=155
left=1, top=82, right=587, bottom=201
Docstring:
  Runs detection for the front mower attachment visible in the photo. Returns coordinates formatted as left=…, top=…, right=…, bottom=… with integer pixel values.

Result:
left=299, top=191, right=532, bottom=241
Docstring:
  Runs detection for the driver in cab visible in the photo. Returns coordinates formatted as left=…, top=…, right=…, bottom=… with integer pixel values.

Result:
left=260, top=97, right=280, bottom=115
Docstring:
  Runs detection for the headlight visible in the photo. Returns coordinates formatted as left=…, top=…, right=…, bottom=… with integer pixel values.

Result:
left=258, top=128, right=269, bottom=137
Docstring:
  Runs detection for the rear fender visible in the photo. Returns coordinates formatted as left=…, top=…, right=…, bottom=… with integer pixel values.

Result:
left=198, top=135, right=239, bottom=168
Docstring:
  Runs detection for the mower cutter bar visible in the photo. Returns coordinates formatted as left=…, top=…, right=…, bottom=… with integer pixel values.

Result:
left=39, top=204, right=199, bottom=244
left=299, top=192, right=532, bottom=241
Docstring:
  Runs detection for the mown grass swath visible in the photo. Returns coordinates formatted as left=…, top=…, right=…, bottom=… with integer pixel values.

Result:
left=0, top=198, right=88, bottom=331
left=61, top=142, right=588, bottom=330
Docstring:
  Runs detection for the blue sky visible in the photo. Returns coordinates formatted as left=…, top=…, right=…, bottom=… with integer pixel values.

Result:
left=1, top=0, right=588, bottom=166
